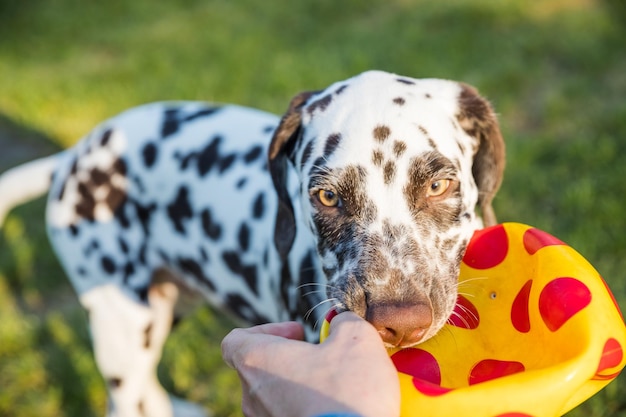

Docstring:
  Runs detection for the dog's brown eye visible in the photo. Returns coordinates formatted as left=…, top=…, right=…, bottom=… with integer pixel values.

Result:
left=318, top=189, right=340, bottom=207
left=427, top=179, right=451, bottom=197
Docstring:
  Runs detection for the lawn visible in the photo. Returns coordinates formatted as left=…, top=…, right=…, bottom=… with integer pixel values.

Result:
left=0, top=0, right=624, bottom=416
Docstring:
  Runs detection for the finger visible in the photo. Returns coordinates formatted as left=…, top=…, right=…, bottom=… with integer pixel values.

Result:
left=327, top=311, right=387, bottom=352
left=249, top=321, right=305, bottom=340
left=221, top=322, right=305, bottom=368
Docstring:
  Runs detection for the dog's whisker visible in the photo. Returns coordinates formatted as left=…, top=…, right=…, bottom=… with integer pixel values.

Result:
left=446, top=310, right=471, bottom=329
left=306, top=298, right=338, bottom=324
left=453, top=303, right=479, bottom=323
left=458, top=276, right=490, bottom=284
left=457, top=291, right=476, bottom=298
left=296, top=282, right=333, bottom=290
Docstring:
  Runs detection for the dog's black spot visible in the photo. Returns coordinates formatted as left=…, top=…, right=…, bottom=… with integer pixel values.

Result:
left=156, top=249, right=169, bottom=264
left=393, top=141, right=407, bottom=158
left=101, top=256, right=116, bottom=274
left=263, top=125, right=275, bottom=134
left=222, top=251, right=241, bottom=274
left=197, top=135, right=221, bottom=177
left=69, top=157, right=79, bottom=176
left=300, top=140, right=315, bottom=169
left=167, top=186, right=193, bottom=234
left=236, top=177, right=248, bottom=189
left=200, top=246, right=209, bottom=262
left=56, top=182, right=67, bottom=201
left=142, top=142, right=158, bottom=168
left=161, top=109, right=180, bottom=138
left=100, top=129, right=113, bottom=146
left=323, top=133, right=342, bottom=159
left=118, top=237, right=129, bottom=254
left=373, top=125, right=391, bottom=142
left=86, top=240, right=100, bottom=256
left=393, top=97, right=406, bottom=105
left=252, top=193, right=265, bottom=219
left=372, top=150, right=384, bottom=167
left=69, top=224, right=79, bottom=236
left=238, top=222, right=251, bottom=252
left=75, top=183, right=96, bottom=221
left=138, top=242, right=148, bottom=265
left=308, top=157, right=327, bottom=179
left=242, top=265, right=259, bottom=295
left=307, top=94, right=333, bottom=114
left=108, top=377, right=123, bottom=389
left=296, top=250, right=321, bottom=322
left=137, top=286, right=149, bottom=303
left=396, top=78, right=416, bottom=85
left=218, top=153, right=237, bottom=174
left=383, top=161, right=396, bottom=185
left=263, top=247, right=269, bottom=266
left=177, top=257, right=216, bottom=291
left=335, top=84, right=348, bottom=95
left=244, top=145, right=264, bottom=164
left=143, top=323, right=153, bottom=349
left=279, top=262, right=293, bottom=317
left=114, top=201, right=131, bottom=229
left=77, top=266, right=87, bottom=276
left=122, top=262, right=135, bottom=283
left=183, top=107, right=220, bottom=122
left=105, top=187, right=127, bottom=219
left=131, top=201, right=156, bottom=236
left=112, top=158, right=128, bottom=176
left=222, top=251, right=259, bottom=295
left=200, top=208, right=222, bottom=240
left=176, top=150, right=195, bottom=171
left=224, top=293, right=270, bottom=325
left=90, top=168, right=109, bottom=186
left=425, top=93, right=432, bottom=99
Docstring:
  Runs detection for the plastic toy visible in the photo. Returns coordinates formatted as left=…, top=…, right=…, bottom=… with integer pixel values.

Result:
left=320, top=223, right=625, bottom=417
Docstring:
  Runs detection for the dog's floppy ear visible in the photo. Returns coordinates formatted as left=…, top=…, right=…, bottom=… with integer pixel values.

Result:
left=456, top=84, right=506, bottom=227
left=268, top=91, right=318, bottom=259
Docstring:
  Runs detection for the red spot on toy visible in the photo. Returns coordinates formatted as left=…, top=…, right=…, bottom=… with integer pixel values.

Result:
left=469, top=359, right=525, bottom=385
left=325, top=308, right=339, bottom=323
left=392, top=348, right=441, bottom=385
left=596, top=338, right=624, bottom=375
left=463, top=224, right=509, bottom=270
left=412, top=378, right=453, bottom=397
left=539, top=278, right=592, bottom=332
left=522, top=228, right=565, bottom=255
left=448, top=295, right=480, bottom=329
left=511, top=280, right=533, bottom=333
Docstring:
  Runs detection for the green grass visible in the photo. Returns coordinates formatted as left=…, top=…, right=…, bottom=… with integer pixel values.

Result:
left=0, top=0, right=624, bottom=416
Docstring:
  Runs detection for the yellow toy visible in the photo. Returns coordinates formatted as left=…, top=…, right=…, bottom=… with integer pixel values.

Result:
left=320, top=223, right=625, bottom=417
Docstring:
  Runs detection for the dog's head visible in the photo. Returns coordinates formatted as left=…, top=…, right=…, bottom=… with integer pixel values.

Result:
left=269, top=71, right=505, bottom=347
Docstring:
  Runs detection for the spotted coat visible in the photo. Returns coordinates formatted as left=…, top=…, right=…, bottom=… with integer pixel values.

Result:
left=0, top=70, right=505, bottom=417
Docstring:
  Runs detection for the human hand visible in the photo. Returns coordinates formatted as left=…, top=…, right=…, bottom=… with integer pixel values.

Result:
left=221, top=312, right=400, bottom=417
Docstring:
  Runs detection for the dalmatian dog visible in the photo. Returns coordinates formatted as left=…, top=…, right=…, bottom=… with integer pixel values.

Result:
left=0, top=70, right=505, bottom=416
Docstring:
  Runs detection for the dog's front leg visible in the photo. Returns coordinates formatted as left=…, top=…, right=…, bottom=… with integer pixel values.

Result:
left=80, top=282, right=204, bottom=417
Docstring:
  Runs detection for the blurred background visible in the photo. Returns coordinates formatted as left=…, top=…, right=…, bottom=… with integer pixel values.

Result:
left=0, top=0, right=624, bottom=415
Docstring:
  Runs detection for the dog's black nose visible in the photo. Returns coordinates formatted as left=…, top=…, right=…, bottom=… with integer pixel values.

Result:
left=366, top=302, right=433, bottom=347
